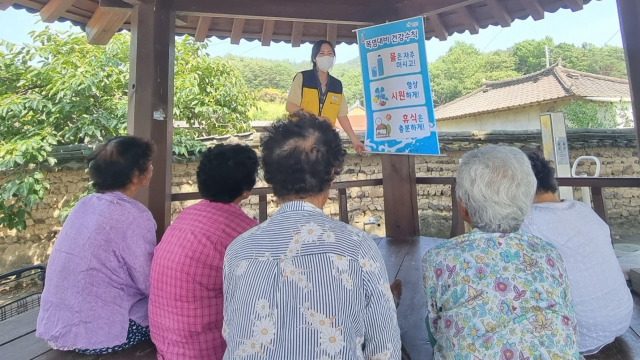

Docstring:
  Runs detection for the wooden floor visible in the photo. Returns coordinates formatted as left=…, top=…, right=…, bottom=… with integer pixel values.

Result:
left=1, top=237, right=640, bottom=359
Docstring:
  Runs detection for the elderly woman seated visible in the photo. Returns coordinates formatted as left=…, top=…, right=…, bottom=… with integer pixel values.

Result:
left=222, top=113, right=401, bottom=359
left=37, top=136, right=157, bottom=354
left=422, top=145, right=580, bottom=359
left=521, top=152, right=632, bottom=355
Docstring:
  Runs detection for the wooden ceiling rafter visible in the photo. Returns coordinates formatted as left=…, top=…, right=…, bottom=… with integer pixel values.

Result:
left=40, top=0, right=77, bottom=22
left=195, top=16, right=212, bottom=42
left=86, top=5, right=130, bottom=45
left=484, top=0, right=512, bottom=27
left=517, top=0, right=544, bottom=20
left=291, top=21, right=304, bottom=47
left=261, top=19, right=275, bottom=46
left=327, top=23, right=337, bottom=44
left=427, top=13, right=447, bottom=41
left=0, top=0, right=15, bottom=11
left=230, top=18, right=245, bottom=44
left=564, top=0, right=584, bottom=11
left=458, top=5, right=480, bottom=34
left=1, top=0, right=598, bottom=46
left=173, top=0, right=378, bottom=25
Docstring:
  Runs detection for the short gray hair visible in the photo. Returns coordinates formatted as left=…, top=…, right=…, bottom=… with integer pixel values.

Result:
left=456, top=145, right=536, bottom=233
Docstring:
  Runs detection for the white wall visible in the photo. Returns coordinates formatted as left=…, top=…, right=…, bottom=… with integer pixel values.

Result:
left=436, top=100, right=571, bottom=132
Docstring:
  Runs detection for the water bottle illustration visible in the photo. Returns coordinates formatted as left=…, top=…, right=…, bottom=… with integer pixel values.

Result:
left=377, top=55, right=385, bottom=77
left=371, top=66, right=378, bottom=78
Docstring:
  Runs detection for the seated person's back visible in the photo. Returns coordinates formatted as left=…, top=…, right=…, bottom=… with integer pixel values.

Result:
left=521, top=152, right=632, bottom=355
left=423, top=145, right=580, bottom=360
left=37, top=136, right=157, bottom=354
left=222, top=115, right=401, bottom=359
left=149, top=144, right=259, bottom=360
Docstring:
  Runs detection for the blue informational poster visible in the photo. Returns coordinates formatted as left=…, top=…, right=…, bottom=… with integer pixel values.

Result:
left=356, top=17, right=440, bottom=155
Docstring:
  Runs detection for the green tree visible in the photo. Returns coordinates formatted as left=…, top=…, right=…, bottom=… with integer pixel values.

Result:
left=509, top=37, right=554, bottom=74
left=560, top=100, right=618, bottom=129
left=0, top=29, right=255, bottom=231
left=429, top=42, right=520, bottom=105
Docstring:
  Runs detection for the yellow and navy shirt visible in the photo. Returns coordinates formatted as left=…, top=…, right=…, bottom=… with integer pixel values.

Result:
left=287, top=70, right=348, bottom=127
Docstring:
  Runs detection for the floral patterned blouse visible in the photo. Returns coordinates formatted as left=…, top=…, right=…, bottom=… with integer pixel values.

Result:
left=222, top=201, right=401, bottom=360
left=422, top=230, right=580, bottom=360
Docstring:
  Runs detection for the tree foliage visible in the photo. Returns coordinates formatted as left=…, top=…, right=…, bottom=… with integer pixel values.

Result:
left=429, top=42, right=520, bottom=105
left=0, top=29, right=255, bottom=230
left=560, top=100, right=630, bottom=129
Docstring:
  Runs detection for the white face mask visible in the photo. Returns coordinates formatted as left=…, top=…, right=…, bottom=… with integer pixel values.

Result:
left=316, top=56, right=334, bottom=72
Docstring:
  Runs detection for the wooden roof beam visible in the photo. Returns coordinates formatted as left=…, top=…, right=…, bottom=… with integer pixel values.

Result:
left=195, top=16, right=212, bottom=42
left=564, top=0, right=584, bottom=12
left=327, top=23, right=337, bottom=45
left=86, top=6, right=131, bottom=45
left=517, top=0, right=544, bottom=21
left=0, top=0, right=15, bottom=11
left=40, top=0, right=77, bottom=23
left=175, top=15, right=188, bottom=26
left=398, top=0, right=483, bottom=19
left=230, top=18, right=245, bottom=45
left=428, top=14, right=447, bottom=41
left=485, top=0, right=512, bottom=27
left=261, top=20, right=275, bottom=46
left=458, top=5, right=479, bottom=35
left=291, top=21, right=304, bottom=48
left=174, top=0, right=381, bottom=25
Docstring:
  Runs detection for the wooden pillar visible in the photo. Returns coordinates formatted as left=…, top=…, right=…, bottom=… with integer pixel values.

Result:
left=127, top=1, right=175, bottom=241
left=617, top=0, right=640, bottom=158
left=381, top=155, right=420, bottom=239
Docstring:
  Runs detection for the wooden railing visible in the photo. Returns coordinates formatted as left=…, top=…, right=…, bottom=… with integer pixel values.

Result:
left=171, top=179, right=383, bottom=224
left=171, top=177, right=640, bottom=238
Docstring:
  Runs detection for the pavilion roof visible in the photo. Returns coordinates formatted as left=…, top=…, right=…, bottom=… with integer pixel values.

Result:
left=1, top=0, right=595, bottom=46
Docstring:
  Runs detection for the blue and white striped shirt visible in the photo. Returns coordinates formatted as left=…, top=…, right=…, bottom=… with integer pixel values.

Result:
left=222, top=201, right=401, bottom=359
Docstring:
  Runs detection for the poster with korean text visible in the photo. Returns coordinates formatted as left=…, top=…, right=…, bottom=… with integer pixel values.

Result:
left=356, top=17, right=440, bottom=155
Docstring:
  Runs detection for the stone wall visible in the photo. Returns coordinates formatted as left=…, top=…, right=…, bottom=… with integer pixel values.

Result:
left=1, top=129, right=639, bottom=273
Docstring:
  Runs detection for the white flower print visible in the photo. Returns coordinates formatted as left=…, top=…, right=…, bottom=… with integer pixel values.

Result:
left=370, top=348, right=392, bottom=360
left=323, top=231, right=336, bottom=243
left=294, top=272, right=309, bottom=287
left=287, top=241, right=302, bottom=257
left=329, top=254, right=350, bottom=272
left=300, top=222, right=322, bottom=243
left=257, top=252, right=272, bottom=261
left=318, top=326, right=345, bottom=355
left=234, top=343, right=258, bottom=357
left=283, top=266, right=301, bottom=279
left=236, top=260, right=249, bottom=275
left=340, top=273, right=354, bottom=290
left=359, top=256, right=379, bottom=272
left=313, top=314, right=333, bottom=330
left=255, top=299, right=270, bottom=317
left=221, top=322, right=228, bottom=339
left=378, top=281, right=396, bottom=308
left=244, top=338, right=264, bottom=355
left=291, top=232, right=303, bottom=246
left=355, top=337, right=365, bottom=360
left=252, top=317, right=276, bottom=345
left=279, top=257, right=294, bottom=272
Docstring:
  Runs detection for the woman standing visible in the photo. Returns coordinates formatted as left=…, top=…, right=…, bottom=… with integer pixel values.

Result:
left=286, top=40, right=366, bottom=154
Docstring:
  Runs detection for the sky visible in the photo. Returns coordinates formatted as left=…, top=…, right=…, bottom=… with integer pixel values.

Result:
left=0, top=0, right=623, bottom=64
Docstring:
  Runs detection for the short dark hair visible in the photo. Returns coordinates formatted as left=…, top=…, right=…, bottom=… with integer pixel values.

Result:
left=311, top=40, right=335, bottom=70
left=197, top=144, right=259, bottom=203
left=87, top=136, right=155, bottom=193
left=527, top=152, right=558, bottom=194
left=261, top=112, right=346, bottom=199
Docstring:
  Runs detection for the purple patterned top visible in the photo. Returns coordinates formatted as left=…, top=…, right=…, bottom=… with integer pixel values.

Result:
left=36, top=191, right=156, bottom=349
